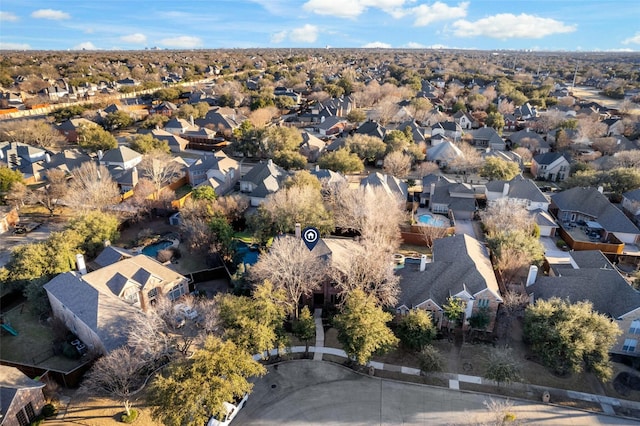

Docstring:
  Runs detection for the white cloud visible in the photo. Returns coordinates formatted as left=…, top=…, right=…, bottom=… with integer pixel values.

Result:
left=452, top=13, right=576, bottom=39
left=271, top=25, right=319, bottom=44
left=159, top=35, right=202, bottom=48
left=0, top=11, right=19, bottom=22
left=405, top=42, right=425, bottom=48
left=290, top=24, right=319, bottom=43
left=31, top=9, right=70, bottom=20
left=303, top=0, right=406, bottom=19
left=0, top=42, right=30, bottom=50
left=120, top=33, right=147, bottom=44
left=73, top=41, right=98, bottom=50
left=411, top=1, right=468, bottom=26
left=622, top=32, right=640, bottom=45
left=362, top=41, right=392, bottom=48
left=271, top=31, right=287, bottom=44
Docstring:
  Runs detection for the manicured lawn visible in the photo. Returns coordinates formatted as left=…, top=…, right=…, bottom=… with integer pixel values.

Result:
left=234, top=230, right=255, bottom=244
left=0, top=304, right=84, bottom=372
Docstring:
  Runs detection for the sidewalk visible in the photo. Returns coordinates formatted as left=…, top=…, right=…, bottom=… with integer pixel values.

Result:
left=253, top=311, right=640, bottom=421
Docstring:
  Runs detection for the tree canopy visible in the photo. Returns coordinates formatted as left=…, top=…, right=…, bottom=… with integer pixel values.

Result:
left=77, top=124, right=118, bottom=151
left=480, top=157, right=520, bottom=181
left=333, top=289, right=398, bottom=365
left=396, top=309, right=437, bottom=351
left=318, top=148, right=364, bottom=174
left=523, top=297, right=621, bottom=380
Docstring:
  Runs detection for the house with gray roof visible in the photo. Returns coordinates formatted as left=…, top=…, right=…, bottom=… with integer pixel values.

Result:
left=239, top=159, right=288, bottom=206
left=550, top=187, right=640, bottom=246
left=0, top=365, right=46, bottom=426
left=485, top=175, right=550, bottom=211
left=527, top=250, right=640, bottom=358
left=507, top=129, right=550, bottom=154
left=396, top=234, right=502, bottom=331
left=431, top=121, right=462, bottom=141
left=531, top=152, right=570, bottom=182
left=187, top=151, right=239, bottom=195
left=150, top=129, right=189, bottom=153
left=360, top=172, right=407, bottom=201
left=469, top=127, right=505, bottom=151
left=299, top=131, right=326, bottom=162
left=355, top=121, right=386, bottom=139
left=90, top=245, right=133, bottom=270
left=422, top=177, right=477, bottom=220
left=99, top=146, right=142, bottom=171
left=44, top=254, right=190, bottom=354
left=426, top=140, right=463, bottom=168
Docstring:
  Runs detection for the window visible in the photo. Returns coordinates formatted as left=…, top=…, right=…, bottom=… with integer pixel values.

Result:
left=477, top=299, right=489, bottom=308
left=168, top=282, right=186, bottom=301
left=148, top=287, right=158, bottom=299
left=623, top=339, right=637, bottom=352
left=630, top=320, right=640, bottom=334
left=16, top=410, right=28, bottom=426
left=25, top=403, right=35, bottom=421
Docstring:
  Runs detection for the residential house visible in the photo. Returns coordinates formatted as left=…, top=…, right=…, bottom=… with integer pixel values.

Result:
left=320, top=96, right=354, bottom=117
left=422, top=177, right=477, bottom=220
left=431, top=121, right=462, bottom=142
left=239, top=159, right=288, bottom=206
left=299, top=131, right=326, bottom=162
left=393, top=120, right=427, bottom=144
left=40, top=149, right=92, bottom=177
left=469, top=127, right=505, bottom=151
left=622, top=188, right=640, bottom=225
left=90, top=245, right=133, bottom=270
left=426, top=140, right=463, bottom=168
left=396, top=234, right=502, bottom=331
left=453, top=110, right=475, bottom=130
left=0, top=142, right=47, bottom=183
left=355, top=121, right=386, bottom=139
left=99, top=146, right=142, bottom=170
left=57, top=118, right=99, bottom=143
left=116, top=78, right=140, bottom=87
left=507, top=129, right=549, bottom=154
left=150, top=129, right=189, bottom=153
left=514, top=102, right=537, bottom=120
left=360, top=172, right=408, bottom=201
left=550, top=187, right=640, bottom=246
left=532, top=209, right=559, bottom=238
left=0, top=366, right=46, bottom=426
left=187, top=151, right=239, bottom=195
left=311, top=116, right=347, bottom=137
left=310, top=165, right=346, bottom=188
left=195, top=108, right=243, bottom=137
left=485, top=175, right=550, bottom=212
left=164, top=117, right=198, bottom=135
left=526, top=251, right=640, bottom=358
left=149, top=101, right=178, bottom=117
left=44, top=254, right=190, bottom=354
left=531, top=152, right=570, bottom=182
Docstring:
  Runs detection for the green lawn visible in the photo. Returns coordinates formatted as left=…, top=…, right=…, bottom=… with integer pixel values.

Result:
left=0, top=304, right=84, bottom=372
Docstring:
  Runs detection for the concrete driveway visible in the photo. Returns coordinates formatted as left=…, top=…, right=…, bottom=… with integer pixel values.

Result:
left=235, top=361, right=639, bottom=425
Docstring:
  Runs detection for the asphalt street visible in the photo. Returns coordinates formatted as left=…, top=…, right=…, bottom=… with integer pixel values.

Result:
left=234, top=360, right=640, bottom=426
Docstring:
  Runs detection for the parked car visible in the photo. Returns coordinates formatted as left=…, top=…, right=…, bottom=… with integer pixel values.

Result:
left=207, top=394, right=248, bottom=426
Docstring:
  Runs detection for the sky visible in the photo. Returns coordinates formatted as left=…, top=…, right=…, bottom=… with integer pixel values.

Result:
left=1, top=0, right=640, bottom=52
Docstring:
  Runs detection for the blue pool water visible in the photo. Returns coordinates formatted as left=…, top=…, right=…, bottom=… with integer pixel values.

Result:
left=418, top=214, right=447, bottom=227
left=142, top=240, right=173, bottom=257
left=236, top=241, right=259, bottom=266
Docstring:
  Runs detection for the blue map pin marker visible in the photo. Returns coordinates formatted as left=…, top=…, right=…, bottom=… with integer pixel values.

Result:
left=302, top=226, right=319, bottom=251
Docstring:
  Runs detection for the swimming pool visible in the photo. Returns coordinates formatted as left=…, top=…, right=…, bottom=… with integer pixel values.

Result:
left=236, top=241, right=259, bottom=266
left=142, top=240, right=173, bottom=257
left=417, top=214, right=448, bottom=227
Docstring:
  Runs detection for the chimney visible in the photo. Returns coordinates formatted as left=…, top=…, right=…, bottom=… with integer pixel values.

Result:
left=315, top=164, right=320, bottom=172
left=76, top=254, right=87, bottom=275
left=502, top=182, right=510, bottom=197
left=597, top=186, right=603, bottom=194
left=45, top=153, right=51, bottom=163
left=189, top=114, right=194, bottom=127
left=430, top=182, right=435, bottom=195
left=525, top=265, right=538, bottom=286
left=0, top=150, right=4, bottom=160
left=104, top=240, right=111, bottom=247
left=97, top=150, right=103, bottom=160
left=420, top=254, right=427, bottom=272
left=295, top=223, right=301, bottom=238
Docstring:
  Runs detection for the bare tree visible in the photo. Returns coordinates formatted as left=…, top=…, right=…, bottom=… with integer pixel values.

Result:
left=512, top=147, right=532, bottom=163
left=448, top=142, right=482, bottom=177
left=83, top=347, right=148, bottom=417
left=613, top=150, right=640, bottom=168
left=577, top=116, right=607, bottom=143
left=415, top=161, right=440, bottom=177
left=64, top=162, right=120, bottom=213
left=5, top=181, right=29, bottom=210
left=383, top=151, right=412, bottom=178
left=138, top=153, right=183, bottom=200
left=418, top=224, right=451, bottom=249
left=30, top=169, right=67, bottom=215
left=329, top=237, right=400, bottom=307
left=250, top=236, right=327, bottom=318
left=480, top=198, right=533, bottom=235
left=0, top=119, right=65, bottom=149
left=498, top=100, right=515, bottom=115
left=497, top=290, right=530, bottom=342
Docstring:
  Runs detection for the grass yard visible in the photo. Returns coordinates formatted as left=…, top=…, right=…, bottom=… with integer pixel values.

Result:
left=0, top=304, right=83, bottom=372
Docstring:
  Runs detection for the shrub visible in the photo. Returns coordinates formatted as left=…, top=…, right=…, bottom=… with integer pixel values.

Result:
left=41, top=403, right=57, bottom=418
left=121, top=409, right=139, bottom=424
left=418, top=345, right=443, bottom=373
left=503, top=412, right=517, bottom=422
left=555, top=240, right=567, bottom=248
left=157, top=249, right=173, bottom=263
left=29, top=415, right=44, bottom=425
